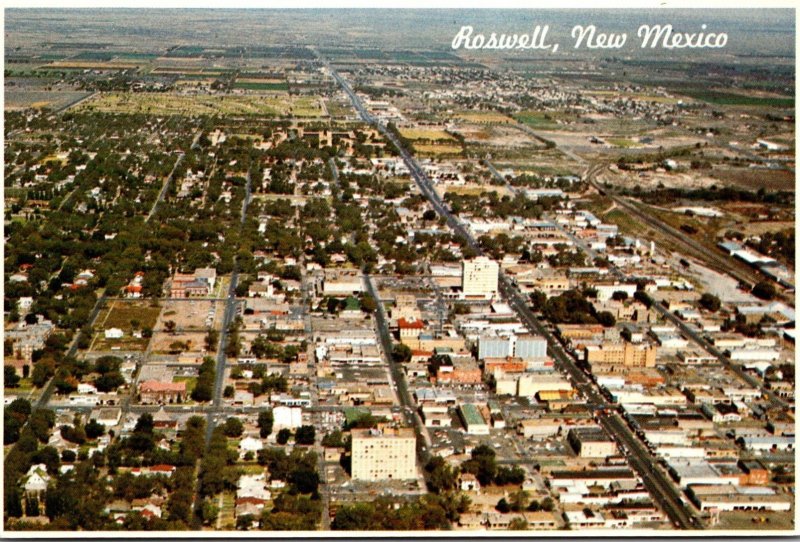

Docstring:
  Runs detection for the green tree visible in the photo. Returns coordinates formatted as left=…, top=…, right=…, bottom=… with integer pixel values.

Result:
left=752, top=281, right=777, bottom=301
left=223, top=417, right=244, bottom=438
left=698, top=293, right=721, bottom=312
left=295, top=425, right=316, bottom=446
left=391, top=343, right=412, bottom=363
left=276, top=428, right=292, bottom=445
left=257, top=410, right=274, bottom=438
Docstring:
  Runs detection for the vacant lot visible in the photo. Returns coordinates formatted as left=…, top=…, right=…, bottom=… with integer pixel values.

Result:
left=151, top=331, right=208, bottom=354
left=97, top=299, right=162, bottom=333
left=399, top=127, right=454, bottom=141
left=158, top=299, right=226, bottom=331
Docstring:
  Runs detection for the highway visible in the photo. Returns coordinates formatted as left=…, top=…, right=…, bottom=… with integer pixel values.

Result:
left=324, top=54, right=700, bottom=529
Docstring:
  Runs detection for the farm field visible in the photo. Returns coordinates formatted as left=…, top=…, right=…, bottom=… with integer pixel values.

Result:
left=398, top=127, right=454, bottom=141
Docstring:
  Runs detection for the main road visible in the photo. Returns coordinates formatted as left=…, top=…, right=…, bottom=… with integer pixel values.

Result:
left=322, top=52, right=700, bottom=530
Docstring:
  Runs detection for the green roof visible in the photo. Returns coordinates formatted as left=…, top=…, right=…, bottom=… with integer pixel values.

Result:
left=460, top=404, right=487, bottom=426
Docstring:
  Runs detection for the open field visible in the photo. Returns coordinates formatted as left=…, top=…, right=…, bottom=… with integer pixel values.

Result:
left=158, top=299, right=226, bottom=330
left=414, top=143, right=462, bottom=156
left=233, top=80, right=289, bottom=91
left=90, top=334, right=149, bottom=352
left=453, top=110, right=514, bottom=124
left=77, top=92, right=326, bottom=117
left=514, top=111, right=564, bottom=130
left=97, top=299, right=162, bottom=333
left=5, top=89, right=91, bottom=111
left=680, top=90, right=794, bottom=108
left=398, top=127, right=454, bottom=141
left=42, top=60, right=142, bottom=70
left=456, top=123, right=544, bottom=149
left=150, top=331, right=208, bottom=354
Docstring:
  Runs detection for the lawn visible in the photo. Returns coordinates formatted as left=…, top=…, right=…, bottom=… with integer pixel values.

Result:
left=173, top=376, right=197, bottom=394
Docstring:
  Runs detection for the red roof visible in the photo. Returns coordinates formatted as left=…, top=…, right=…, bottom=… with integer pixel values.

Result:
left=139, top=380, right=186, bottom=393
left=411, top=349, right=433, bottom=357
left=149, top=464, right=176, bottom=472
left=398, top=318, right=425, bottom=329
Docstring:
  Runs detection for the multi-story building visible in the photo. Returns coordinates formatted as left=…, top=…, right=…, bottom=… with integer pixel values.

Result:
left=584, top=342, right=657, bottom=367
left=462, top=257, right=498, bottom=298
left=351, top=427, right=416, bottom=481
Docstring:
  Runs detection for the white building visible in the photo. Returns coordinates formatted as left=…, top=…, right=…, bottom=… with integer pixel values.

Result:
left=462, top=257, right=499, bottom=298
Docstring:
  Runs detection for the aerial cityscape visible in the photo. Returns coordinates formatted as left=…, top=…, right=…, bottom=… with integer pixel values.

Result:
left=2, top=8, right=796, bottom=534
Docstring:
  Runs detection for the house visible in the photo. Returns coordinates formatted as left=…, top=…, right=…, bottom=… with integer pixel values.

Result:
left=131, top=464, right=176, bottom=477
left=460, top=473, right=480, bottom=493
left=237, top=472, right=271, bottom=501
left=91, top=407, right=122, bottom=427
left=239, top=437, right=264, bottom=458
left=23, top=464, right=50, bottom=496
left=124, top=272, right=145, bottom=298
left=235, top=497, right=267, bottom=518
left=104, top=328, right=124, bottom=340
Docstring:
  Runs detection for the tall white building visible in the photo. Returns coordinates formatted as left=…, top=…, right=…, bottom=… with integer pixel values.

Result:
left=462, top=257, right=499, bottom=298
left=351, top=428, right=416, bottom=481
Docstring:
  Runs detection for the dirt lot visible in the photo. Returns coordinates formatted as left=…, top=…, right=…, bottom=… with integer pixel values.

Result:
left=150, top=331, right=209, bottom=355
left=710, top=167, right=796, bottom=191
left=455, top=123, right=542, bottom=148
left=157, top=299, right=226, bottom=331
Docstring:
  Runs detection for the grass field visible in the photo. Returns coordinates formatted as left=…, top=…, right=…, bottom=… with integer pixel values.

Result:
left=233, top=81, right=289, bottom=91
left=398, top=127, right=455, bottom=141
left=90, top=334, right=149, bottom=352
left=454, top=111, right=514, bottom=124
left=681, top=90, right=794, bottom=108
left=78, top=92, right=325, bottom=117
left=514, top=111, right=561, bottom=130
left=43, top=60, right=141, bottom=70
left=219, top=492, right=236, bottom=529
left=414, top=143, right=462, bottom=156
left=607, top=138, right=639, bottom=148
left=98, top=300, right=162, bottom=332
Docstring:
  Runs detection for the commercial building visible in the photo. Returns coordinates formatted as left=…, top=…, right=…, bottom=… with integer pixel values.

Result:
left=351, top=427, right=417, bottom=481
left=568, top=427, right=618, bottom=458
left=462, top=257, right=499, bottom=298
left=584, top=342, right=657, bottom=368
left=459, top=403, right=490, bottom=435
left=515, top=335, right=548, bottom=360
